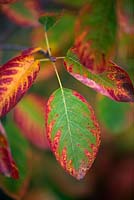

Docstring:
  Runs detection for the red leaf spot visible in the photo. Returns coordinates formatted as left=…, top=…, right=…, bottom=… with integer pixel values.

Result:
left=63, top=61, right=73, bottom=73
left=51, top=130, right=61, bottom=153
left=61, top=148, right=76, bottom=177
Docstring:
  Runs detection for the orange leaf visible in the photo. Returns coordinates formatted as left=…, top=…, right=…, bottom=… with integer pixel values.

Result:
left=0, top=47, right=41, bottom=118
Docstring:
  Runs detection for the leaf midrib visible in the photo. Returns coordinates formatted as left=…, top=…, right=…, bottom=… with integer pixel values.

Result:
left=60, top=88, right=77, bottom=169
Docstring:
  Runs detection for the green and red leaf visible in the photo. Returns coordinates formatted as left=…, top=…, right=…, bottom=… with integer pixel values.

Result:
left=14, top=94, right=49, bottom=149
left=64, top=49, right=134, bottom=102
left=46, top=88, right=100, bottom=180
left=2, top=0, right=40, bottom=27
left=0, top=121, right=19, bottom=179
left=0, top=47, right=41, bottom=118
left=74, top=1, right=117, bottom=73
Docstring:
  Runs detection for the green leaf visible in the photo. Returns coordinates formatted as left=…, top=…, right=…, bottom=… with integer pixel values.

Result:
left=97, top=95, right=131, bottom=134
left=39, top=15, right=59, bottom=31
left=64, top=49, right=134, bottom=102
left=0, top=120, right=29, bottom=199
left=46, top=88, right=100, bottom=180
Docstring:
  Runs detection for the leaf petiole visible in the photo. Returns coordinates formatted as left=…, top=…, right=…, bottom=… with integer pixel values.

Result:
left=38, top=56, right=65, bottom=62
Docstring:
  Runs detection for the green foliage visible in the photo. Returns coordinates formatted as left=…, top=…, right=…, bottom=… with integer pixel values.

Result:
left=97, top=96, right=131, bottom=133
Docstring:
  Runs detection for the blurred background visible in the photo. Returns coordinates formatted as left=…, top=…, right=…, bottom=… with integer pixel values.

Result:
left=0, top=0, right=134, bottom=199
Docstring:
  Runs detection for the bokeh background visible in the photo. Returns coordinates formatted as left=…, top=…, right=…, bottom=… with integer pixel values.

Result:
left=0, top=0, right=134, bottom=199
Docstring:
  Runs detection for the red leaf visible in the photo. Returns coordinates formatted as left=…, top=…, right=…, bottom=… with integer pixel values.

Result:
left=2, top=0, right=40, bottom=27
left=0, top=47, right=41, bottom=118
left=0, top=121, right=19, bottom=179
left=14, top=94, right=49, bottom=150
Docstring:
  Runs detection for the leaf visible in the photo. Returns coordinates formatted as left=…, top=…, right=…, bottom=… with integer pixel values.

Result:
left=2, top=0, right=40, bottom=27
left=0, top=120, right=30, bottom=199
left=0, top=47, right=41, bottom=118
left=97, top=95, right=132, bottom=134
left=39, top=14, right=60, bottom=31
left=46, top=88, right=100, bottom=180
left=74, top=0, right=117, bottom=73
left=14, top=94, right=49, bottom=149
left=117, top=0, right=134, bottom=34
left=0, top=121, right=19, bottom=179
left=64, top=49, right=134, bottom=102
left=0, top=0, right=16, bottom=3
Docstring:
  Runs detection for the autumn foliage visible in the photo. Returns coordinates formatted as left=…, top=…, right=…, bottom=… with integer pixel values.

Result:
left=0, top=0, right=134, bottom=199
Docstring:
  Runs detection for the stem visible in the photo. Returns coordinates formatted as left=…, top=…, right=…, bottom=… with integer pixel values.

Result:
left=52, top=62, right=63, bottom=90
left=38, top=58, right=51, bottom=62
left=44, top=32, right=52, bottom=56
left=56, top=56, right=65, bottom=60
left=44, top=31, right=63, bottom=89
left=38, top=56, right=65, bottom=62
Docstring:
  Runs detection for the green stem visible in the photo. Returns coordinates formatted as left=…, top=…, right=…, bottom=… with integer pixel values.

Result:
left=38, top=58, right=50, bottom=62
left=44, top=32, right=52, bottom=56
left=38, top=56, right=65, bottom=62
left=44, top=31, right=63, bottom=90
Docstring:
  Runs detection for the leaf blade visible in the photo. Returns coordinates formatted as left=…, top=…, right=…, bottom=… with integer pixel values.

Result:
left=0, top=120, right=30, bottom=199
left=0, top=121, right=19, bottom=179
left=64, top=49, right=134, bottom=102
left=46, top=88, right=100, bottom=180
left=14, top=94, right=49, bottom=149
left=39, top=15, right=59, bottom=31
left=74, top=0, right=117, bottom=72
left=2, top=0, right=40, bottom=27
left=0, top=47, right=41, bottom=118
